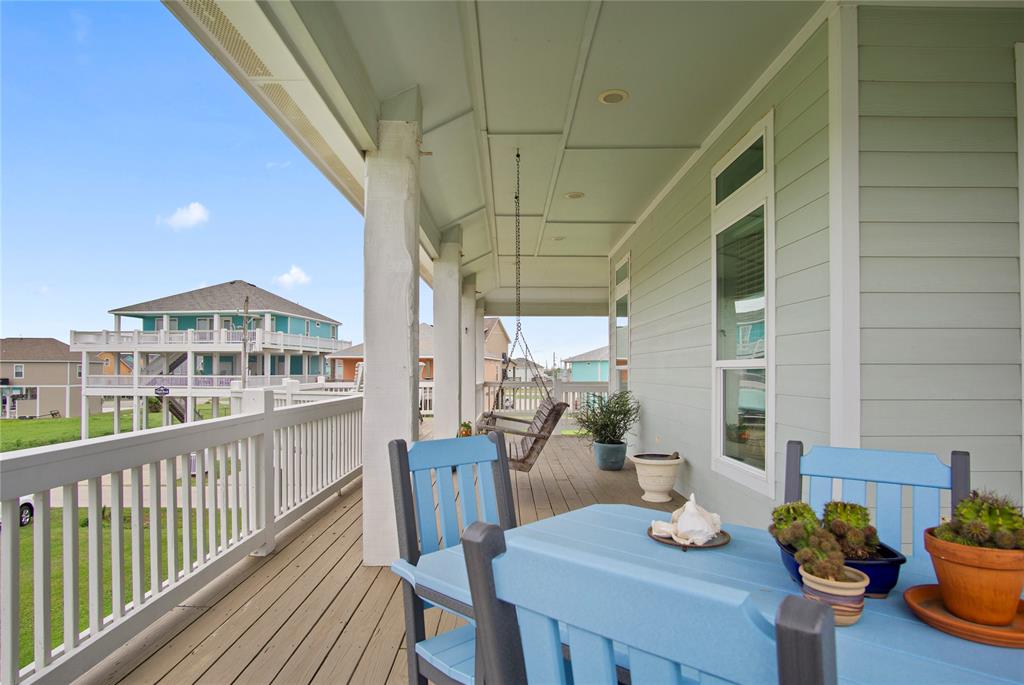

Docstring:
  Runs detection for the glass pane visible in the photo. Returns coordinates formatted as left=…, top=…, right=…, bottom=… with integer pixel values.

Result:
left=615, top=261, right=629, bottom=285
left=716, top=207, right=765, bottom=361
left=715, top=136, right=764, bottom=204
left=722, top=368, right=766, bottom=470
left=615, top=293, right=629, bottom=363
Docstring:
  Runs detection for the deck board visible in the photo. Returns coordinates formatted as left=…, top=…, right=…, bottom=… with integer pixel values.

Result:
left=85, top=430, right=681, bottom=685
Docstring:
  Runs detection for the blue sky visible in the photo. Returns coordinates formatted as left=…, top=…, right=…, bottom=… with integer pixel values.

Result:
left=1, top=1, right=608, bottom=366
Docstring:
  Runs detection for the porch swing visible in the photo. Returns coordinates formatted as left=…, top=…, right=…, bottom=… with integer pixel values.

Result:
left=475, top=150, right=568, bottom=472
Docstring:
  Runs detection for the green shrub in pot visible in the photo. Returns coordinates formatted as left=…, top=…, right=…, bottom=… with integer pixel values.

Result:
left=575, top=391, right=640, bottom=471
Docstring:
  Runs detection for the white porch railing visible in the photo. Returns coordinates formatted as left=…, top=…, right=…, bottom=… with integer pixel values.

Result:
left=482, top=380, right=609, bottom=413
left=276, top=380, right=435, bottom=416
left=70, top=329, right=351, bottom=354
left=0, top=392, right=363, bottom=685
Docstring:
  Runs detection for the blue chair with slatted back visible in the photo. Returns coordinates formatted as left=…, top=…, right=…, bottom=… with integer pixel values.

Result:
left=458, top=521, right=837, bottom=685
left=784, top=441, right=970, bottom=557
left=389, top=433, right=516, bottom=685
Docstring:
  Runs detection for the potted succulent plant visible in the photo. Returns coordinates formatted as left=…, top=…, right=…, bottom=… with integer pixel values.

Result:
left=795, top=528, right=870, bottom=626
left=925, top=490, right=1024, bottom=626
left=771, top=501, right=907, bottom=598
left=574, top=391, right=640, bottom=471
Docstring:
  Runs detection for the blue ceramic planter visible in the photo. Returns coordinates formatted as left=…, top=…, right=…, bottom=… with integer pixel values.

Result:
left=777, top=539, right=907, bottom=598
left=593, top=442, right=627, bottom=471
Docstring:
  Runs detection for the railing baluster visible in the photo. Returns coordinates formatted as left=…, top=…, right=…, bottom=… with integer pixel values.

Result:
left=195, top=449, right=206, bottom=565
left=240, top=438, right=250, bottom=536
left=33, top=490, right=52, bottom=668
left=148, top=462, right=161, bottom=595
left=1, top=499, right=20, bottom=685
left=219, top=444, right=228, bottom=548
left=272, top=427, right=281, bottom=518
left=165, top=458, right=177, bottom=584
left=206, top=447, right=217, bottom=556
left=87, top=476, right=103, bottom=638
left=180, top=454, right=192, bottom=573
left=130, top=467, right=143, bottom=609
left=301, top=421, right=308, bottom=499
left=62, top=483, right=80, bottom=651
left=231, top=441, right=240, bottom=542
left=110, top=472, right=124, bottom=619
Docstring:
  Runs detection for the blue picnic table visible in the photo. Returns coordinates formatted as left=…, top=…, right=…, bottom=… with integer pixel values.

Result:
left=396, top=503, right=1024, bottom=684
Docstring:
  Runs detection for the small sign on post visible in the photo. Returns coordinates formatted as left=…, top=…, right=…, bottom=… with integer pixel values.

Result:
left=155, top=386, right=170, bottom=397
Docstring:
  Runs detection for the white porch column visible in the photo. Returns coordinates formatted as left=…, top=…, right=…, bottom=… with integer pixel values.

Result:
left=186, top=396, right=196, bottom=423
left=114, top=314, right=121, bottom=332
left=432, top=229, right=462, bottom=437
left=213, top=313, right=221, bottom=330
left=80, top=351, right=89, bottom=439
left=828, top=5, right=861, bottom=448
left=362, top=114, right=422, bottom=566
left=285, top=353, right=293, bottom=378
left=162, top=314, right=170, bottom=331
left=474, top=302, right=485, bottom=417
left=187, top=351, right=195, bottom=391
left=263, top=352, right=271, bottom=376
left=162, top=397, right=170, bottom=426
left=460, top=275, right=477, bottom=422
left=114, top=353, right=121, bottom=434
left=211, top=397, right=220, bottom=418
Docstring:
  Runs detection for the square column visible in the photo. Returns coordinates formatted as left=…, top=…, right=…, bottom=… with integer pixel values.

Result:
left=362, top=118, right=421, bottom=566
left=460, top=275, right=477, bottom=422
left=80, top=351, right=89, bottom=439
left=432, top=229, right=462, bottom=437
left=475, top=302, right=485, bottom=417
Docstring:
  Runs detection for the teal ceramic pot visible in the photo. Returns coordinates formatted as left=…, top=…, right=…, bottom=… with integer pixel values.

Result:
left=594, top=441, right=627, bottom=471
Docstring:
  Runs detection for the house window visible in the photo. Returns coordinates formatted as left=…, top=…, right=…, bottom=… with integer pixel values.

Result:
left=103, top=358, right=110, bottom=368
left=330, top=325, right=337, bottom=339
left=614, top=255, right=630, bottom=393
left=76, top=364, right=82, bottom=378
left=305, top=320, right=311, bottom=336
left=13, top=364, right=24, bottom=379
left=710, top=112, right=774, bottom=497
left=196, top=317, right=213, bottom=331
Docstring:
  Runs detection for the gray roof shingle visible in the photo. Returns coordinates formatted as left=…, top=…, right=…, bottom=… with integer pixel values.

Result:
left=0, top=338, right=78, bottom=362
left=110, top=280, right=339, bottom=324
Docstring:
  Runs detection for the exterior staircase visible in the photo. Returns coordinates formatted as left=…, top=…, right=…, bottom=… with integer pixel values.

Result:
left=141, top=352, right=187, bottom=377
left=167, top=397, right=202, bottom=423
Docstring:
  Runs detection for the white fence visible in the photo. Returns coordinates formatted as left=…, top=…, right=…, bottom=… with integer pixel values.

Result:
left=482, top=380, right=608, bottom=413
left=0, top=392, right=363, bottom=685
left=296, top=381, right=435, bottom=416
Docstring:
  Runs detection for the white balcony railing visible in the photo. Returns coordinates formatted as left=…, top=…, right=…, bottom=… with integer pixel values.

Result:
left=69, top=329, right=351, bottom=354
left=482, top=379, right=609, bottom=413
left=0, top=392, right=363, bottom=685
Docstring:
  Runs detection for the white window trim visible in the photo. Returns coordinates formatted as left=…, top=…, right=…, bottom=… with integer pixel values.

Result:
left=13, top=364, right=24, bottom=379
left=710, top=111, right=776, bottom=498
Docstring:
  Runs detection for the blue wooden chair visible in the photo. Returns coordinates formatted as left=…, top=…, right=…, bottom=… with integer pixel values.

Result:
left=451, top=521, right=836, bottom=685
left=784, top=441, right=969, bottom=557
left=389, top=433, right=516, bottom=685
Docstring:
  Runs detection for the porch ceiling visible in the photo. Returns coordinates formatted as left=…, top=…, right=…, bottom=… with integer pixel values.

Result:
left=167, top=0, right=820, bottom=315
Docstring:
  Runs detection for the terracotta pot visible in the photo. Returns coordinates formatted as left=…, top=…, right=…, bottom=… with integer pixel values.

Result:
left=798, top=565, right=869, bottom=626
left=924, top=527, right=1024, bottom=626
left=628, top=452, right=682, bottom=502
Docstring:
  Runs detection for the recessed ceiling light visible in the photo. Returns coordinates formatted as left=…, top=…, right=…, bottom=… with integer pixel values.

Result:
left=598, top=89, right=629, bottom=105
left=565, top=191, right=585, bottom=200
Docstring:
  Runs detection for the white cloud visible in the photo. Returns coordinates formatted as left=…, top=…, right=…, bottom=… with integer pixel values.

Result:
left=158, top=202, right=209, bottom=230
left=274, top=265, right=311, bottom=289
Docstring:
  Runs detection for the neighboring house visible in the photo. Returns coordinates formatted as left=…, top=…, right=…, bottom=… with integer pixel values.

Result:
left=331, top=317, right=512, bottom=383
left=69, top=280, right=351, bottom=433
left=329, top=323, right=437, bottom=382
left=0, top=338, right=102, bottom=419
left=482, top=317, right=512, bottom=382
left=564, top=346, right=613, bottom=382
left=509, top=357, right=546, bottom=383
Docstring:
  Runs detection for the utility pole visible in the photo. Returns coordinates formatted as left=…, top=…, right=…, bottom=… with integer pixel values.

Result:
left=240, top=296, right=250, bottom=389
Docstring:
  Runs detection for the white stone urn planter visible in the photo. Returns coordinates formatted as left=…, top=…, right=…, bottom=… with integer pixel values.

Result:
left=628, top=452, right=683, bottom=503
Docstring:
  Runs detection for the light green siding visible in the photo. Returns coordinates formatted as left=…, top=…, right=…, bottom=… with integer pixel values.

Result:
left=612, top=26, right=829, bottom=526
left=858, top=6, right=1024, bottom=504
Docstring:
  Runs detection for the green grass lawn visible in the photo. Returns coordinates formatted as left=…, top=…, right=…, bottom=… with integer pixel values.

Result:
left=14, top=505, right=234, bottom=668
left=1, top=403, right=223, bottom=452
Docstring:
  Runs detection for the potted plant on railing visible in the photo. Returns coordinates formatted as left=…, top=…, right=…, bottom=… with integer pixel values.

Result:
left=925, top=490, right=1024, bottom=626
left=771, top=501, right=907, bottom=598
left=574, top=391, right=640, bottom=471
left=795, top=527, right=870, bottom=626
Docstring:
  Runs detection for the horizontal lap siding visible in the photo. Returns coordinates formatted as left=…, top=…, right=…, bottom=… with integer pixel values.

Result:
left=858, top=7, right=1024, bottom=504
left=615, top=27, right=829, bottom=526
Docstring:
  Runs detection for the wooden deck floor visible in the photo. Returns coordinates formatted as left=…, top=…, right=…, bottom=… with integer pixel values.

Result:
left=82, top=430, right=682, bottom=685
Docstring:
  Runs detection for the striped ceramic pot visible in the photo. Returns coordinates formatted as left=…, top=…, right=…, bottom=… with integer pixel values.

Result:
left=798, top=565, right=870, bottom=626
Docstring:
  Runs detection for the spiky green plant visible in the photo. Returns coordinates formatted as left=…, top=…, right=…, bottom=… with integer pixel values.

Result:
left=794, top=528, right=847, bottom=581
left=574, top=391, right=640, bottom=445
left=769, top=502, right=819, bottom=550
left=933, top=490, right=1024, bottom=550
left=823, top=501, right=880, bottom=560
